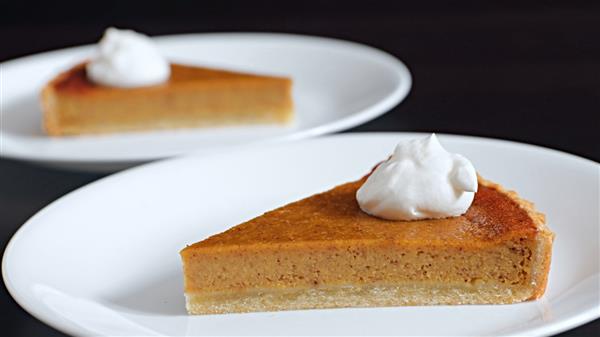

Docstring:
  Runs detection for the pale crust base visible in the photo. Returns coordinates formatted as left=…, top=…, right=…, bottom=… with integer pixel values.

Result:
left=185, top=282, right=535, bottom=314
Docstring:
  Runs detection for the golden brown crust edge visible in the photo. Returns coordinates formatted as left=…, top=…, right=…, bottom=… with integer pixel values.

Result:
left=478, top=175, right=554, bottom=300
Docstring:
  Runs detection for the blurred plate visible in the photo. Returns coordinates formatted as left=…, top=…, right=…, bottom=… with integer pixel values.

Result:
left=3, top=133, right=599, bottom=336
left=0, top=33, right=411, bottom=172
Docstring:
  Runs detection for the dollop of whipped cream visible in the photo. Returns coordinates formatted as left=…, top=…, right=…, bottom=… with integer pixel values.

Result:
left=356, top=134, right=478, bottom=221
left=86, top=27, right=170, bottom=88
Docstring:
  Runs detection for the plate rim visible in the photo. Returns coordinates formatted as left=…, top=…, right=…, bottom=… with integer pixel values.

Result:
left=0, top=32, right=412, bottom=164
left=2, top=132, right=599, bottom=336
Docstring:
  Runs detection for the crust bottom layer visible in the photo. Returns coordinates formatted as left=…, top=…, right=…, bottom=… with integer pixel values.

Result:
left=185, top=282, right=534, bottom=314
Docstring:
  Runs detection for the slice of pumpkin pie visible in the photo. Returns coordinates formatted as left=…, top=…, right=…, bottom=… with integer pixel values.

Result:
left=41, top=28, right=293, bottom=136
left=180, top=135, right=554, bottom=314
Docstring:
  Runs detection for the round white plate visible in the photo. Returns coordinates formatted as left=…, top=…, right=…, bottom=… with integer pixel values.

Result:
left=0, top=33, right=411, bottom=172
left=3, top=133, right=599, bottom=336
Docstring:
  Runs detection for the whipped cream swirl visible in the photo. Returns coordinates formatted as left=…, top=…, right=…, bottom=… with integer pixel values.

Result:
left=356, top=134, right=478, bottom=221
left=86, top=27, right=170, bottom=88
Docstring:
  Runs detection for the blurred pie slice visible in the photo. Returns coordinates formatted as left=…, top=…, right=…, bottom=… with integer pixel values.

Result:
left=180, top=175, right=554, bottom=314
left=41, top=63, right=293, bottom=136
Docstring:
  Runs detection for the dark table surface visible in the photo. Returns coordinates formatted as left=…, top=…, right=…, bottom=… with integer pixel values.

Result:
left=2, top=1, right=599, bottom=336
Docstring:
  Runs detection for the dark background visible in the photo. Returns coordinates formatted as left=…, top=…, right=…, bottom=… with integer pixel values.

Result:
left=1, top=1, right=599, bottom=336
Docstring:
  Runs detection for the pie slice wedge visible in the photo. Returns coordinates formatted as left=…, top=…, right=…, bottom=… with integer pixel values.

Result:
left=41, top=63, right=293, bottom=136
left=180, top=175, right=553, bottom=314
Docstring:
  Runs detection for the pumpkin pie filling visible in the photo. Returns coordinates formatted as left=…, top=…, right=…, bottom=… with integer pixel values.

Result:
left=41, top=63, right=293, bottom=136
left=180, top=177, right=553, bottom=314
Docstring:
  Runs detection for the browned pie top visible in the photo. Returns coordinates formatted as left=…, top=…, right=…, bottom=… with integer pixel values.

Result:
left=186, top=177, right=541, bottom=252
left=50, top=63, right=288, bottom=94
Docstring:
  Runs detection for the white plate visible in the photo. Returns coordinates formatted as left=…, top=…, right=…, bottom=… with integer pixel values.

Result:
left=0, top=33, right=411, bottom=172
left=3, top=133, right=599, bottom=336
